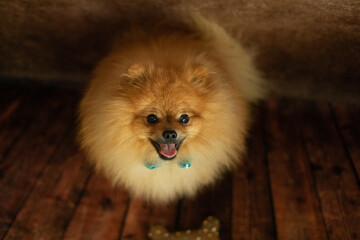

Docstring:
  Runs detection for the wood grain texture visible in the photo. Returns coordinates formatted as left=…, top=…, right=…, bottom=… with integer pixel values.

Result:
left=0, top=89, right=79, bottom=238
left=63, top=173, right=129, bottom=240
left=3, top=137, right=90, bottom=240
left=298, top=102, right=360, bottom=239
left=0, top=84, right=21, bottom=124
left=120, top=199, right=178, bottom=240
left=0, top=85, right=53, bottom=160
left=331, top=103, right=360, bottom=184
left=0, top=83, right=359, bottom=239
left=232, top=109, right=276, bottom=240
left=177, top=173, right=233, bottom=240
left=264, top=100, right=327, bottom=240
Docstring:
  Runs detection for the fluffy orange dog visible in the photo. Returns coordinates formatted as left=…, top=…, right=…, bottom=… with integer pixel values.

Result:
left=78, top=14, right=265, bottom=203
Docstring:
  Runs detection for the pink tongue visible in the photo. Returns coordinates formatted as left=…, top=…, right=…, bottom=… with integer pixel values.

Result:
left=160, top=144, right=177, bottom=158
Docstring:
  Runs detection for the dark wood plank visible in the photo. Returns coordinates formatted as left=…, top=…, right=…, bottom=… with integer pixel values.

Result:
left=232, top=109, right=276, bottom=240
left=63, top=173, right=129, bottom=240
left=264, top=99, right=327, bottom=240
left=0, top=83, right=22, bottom=109
left=331, top=103, right=360, bottom=183
left=120, top=198, right=178, bottom=239
left=0, top=85, right=53, bottom=159
left=177, top=173, right=233, bottom=240
left=3, top=135, right=90, bottom=240
left=0, top=84, right=21, bottom=122
left=0, top=98, right=21, bottom=124
left=298, top=102, right=360, bottom=239
left=0, top=89, right=78, bottom=238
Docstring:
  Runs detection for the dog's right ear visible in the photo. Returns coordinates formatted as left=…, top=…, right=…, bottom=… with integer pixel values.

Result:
left=121, top=64, right=146, bottom=87
left=189, top=64, right=210, bottom=87
left=187, top=63, right=217, bottom=93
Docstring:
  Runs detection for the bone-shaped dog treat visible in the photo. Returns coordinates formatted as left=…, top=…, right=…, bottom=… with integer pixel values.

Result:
left=148, top=216, right=220, bottom=240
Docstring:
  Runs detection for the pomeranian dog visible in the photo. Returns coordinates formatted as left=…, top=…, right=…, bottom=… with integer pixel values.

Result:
left=78, top=13, right=265, bottom=203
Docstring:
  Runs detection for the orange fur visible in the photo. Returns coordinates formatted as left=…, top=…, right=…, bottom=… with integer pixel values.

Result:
left=78, top=14, right=265, bottom=203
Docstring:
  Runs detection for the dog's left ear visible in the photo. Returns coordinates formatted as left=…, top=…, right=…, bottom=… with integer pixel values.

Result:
left=126, top=64, right=145, bottom=77
left=121, top=64, right=146, bottom=87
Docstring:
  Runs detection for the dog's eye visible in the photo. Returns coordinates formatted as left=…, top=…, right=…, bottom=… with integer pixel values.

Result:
left=147, top=114, right=159, bottom=125
left=179, top=114, right=189, bottom=125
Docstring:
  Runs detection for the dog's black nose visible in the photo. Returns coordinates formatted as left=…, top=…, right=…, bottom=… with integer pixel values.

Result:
left=162, top=130, right=177, bottom=140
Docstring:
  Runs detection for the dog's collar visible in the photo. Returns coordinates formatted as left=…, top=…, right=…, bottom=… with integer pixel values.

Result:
left=144, top=160, right=191, bottom=170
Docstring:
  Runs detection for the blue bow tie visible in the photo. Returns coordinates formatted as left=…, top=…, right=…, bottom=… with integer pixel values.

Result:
left=144, top=160, right=191, bottom=170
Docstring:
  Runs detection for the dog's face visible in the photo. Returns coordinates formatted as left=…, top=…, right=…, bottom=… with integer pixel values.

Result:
left=117, top=63, right=214, bottom=162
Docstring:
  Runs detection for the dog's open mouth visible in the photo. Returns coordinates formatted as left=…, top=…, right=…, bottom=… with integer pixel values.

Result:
left=149, top=138, right=184, bottom=160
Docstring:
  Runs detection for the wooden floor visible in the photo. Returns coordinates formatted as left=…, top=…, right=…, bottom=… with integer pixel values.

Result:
left=0, top=82, right=359, bottom=240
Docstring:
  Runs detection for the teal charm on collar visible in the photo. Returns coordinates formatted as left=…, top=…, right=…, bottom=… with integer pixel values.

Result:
left=178, top=160, right=191, bottom=168
left=144, top=162, right=162, bottom=170
left=144, top=160, right=191, bottom=169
